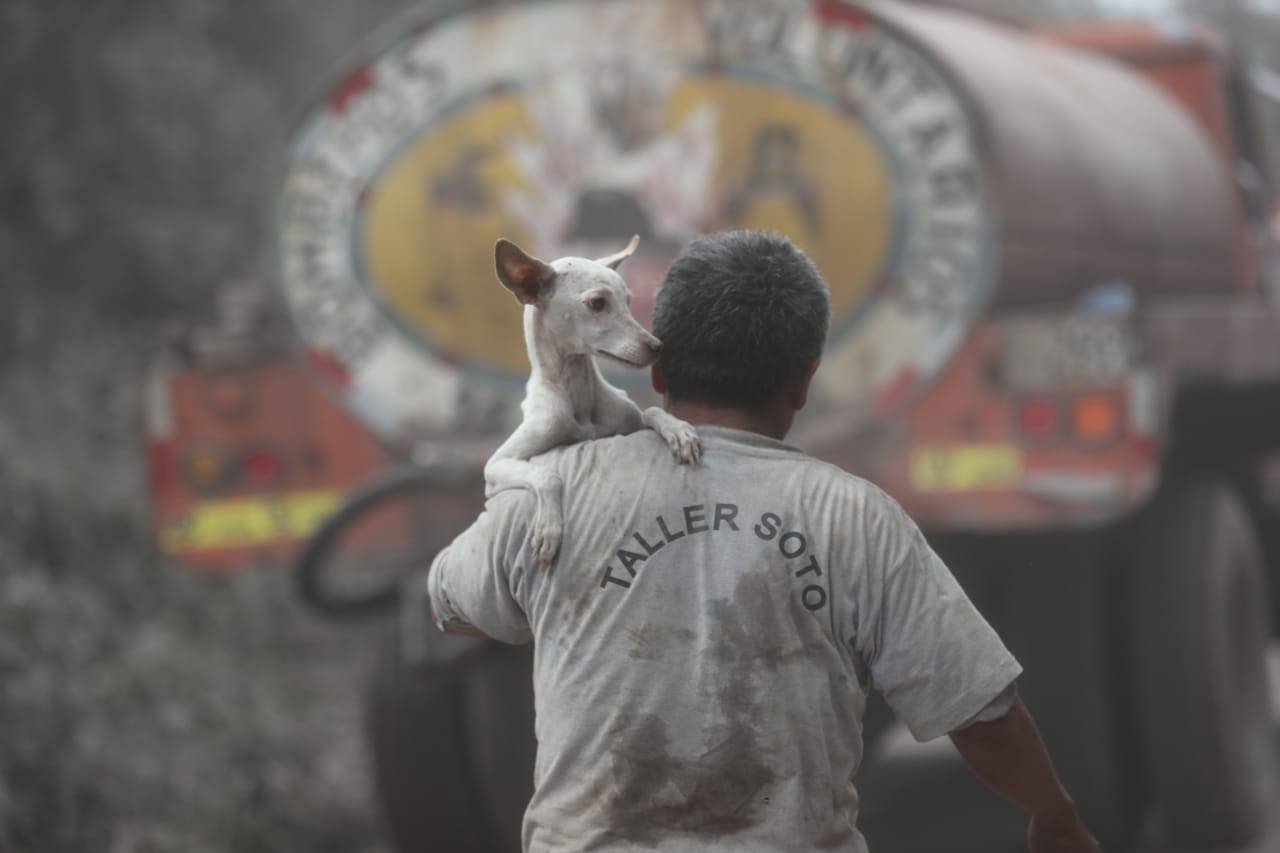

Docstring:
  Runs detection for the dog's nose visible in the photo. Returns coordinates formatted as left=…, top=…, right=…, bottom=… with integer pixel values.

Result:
left=647, top=339, right=663, bottom=356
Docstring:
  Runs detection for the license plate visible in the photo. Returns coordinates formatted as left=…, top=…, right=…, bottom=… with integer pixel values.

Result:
left=1002, top=318, right=1137, bottom=391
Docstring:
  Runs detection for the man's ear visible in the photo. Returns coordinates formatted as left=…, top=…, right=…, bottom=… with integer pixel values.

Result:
left=788, top=360, right=821, bottom=412
left=595, top=235, right=640, bottom=272
left=495, top=239, right=555, bottom=304
left=651, top=362, right=667, bottom=396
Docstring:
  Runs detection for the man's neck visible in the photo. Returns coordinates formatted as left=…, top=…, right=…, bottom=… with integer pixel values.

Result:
left=665, top=399, right=791, bottom=441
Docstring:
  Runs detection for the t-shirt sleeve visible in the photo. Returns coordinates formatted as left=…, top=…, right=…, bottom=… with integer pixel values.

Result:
left=853, top=489, right=1022, bottom=742
left=427, top=489, right=535, bottom=645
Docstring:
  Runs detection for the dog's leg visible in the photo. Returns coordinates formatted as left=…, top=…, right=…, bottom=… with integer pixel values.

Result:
left=485, top=456, right=564, bottom=568
left=484, top=419, right=572, bottom=567
left=642, top=406, right=702, bottom=465
left=593, top=383, right=701, bottom=465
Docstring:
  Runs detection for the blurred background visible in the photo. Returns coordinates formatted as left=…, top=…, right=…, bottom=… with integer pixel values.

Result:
left=3, top=1, right=1280, bottom=852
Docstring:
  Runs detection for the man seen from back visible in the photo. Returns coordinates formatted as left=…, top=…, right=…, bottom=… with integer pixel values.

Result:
left=426, top=230, right=1099, bottom=852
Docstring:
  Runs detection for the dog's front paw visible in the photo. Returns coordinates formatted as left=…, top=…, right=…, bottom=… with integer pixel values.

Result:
left=529, top=505, right=563, bottom=569
left=659, top=419, right=702, bottom=466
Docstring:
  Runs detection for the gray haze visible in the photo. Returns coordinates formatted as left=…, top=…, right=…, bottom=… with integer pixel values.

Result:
left=0, top=2, right=428, bottom=851
left=0, top=1, right=1275, bottom=852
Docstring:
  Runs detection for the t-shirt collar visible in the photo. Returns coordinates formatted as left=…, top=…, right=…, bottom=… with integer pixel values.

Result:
left=693, top=424, right=805, bottom=456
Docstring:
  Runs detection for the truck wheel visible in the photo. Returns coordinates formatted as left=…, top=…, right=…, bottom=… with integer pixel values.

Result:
left=366, top=630, right=536, bottom=853
left=1255, top=511, right=1280, bottom=628
left=462, top=642, right=536, bottom=852
left=296, top=465, right=481, bottom=620
left=1131, top=479, right=1277, bottom=847
left=997, top=535, right=1141, bottom=849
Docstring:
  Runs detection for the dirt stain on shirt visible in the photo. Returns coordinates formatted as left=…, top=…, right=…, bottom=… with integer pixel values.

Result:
left=601, top=570, right=826, bottom=842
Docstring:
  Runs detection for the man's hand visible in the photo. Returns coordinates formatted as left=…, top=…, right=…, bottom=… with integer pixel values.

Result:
left=950, top=697, right=1101, bottom=853
left=1028, top=809, right=1102, bottom=853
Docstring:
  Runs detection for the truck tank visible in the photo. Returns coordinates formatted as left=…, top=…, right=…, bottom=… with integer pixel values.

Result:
left=879, top=2, right=1239, bottom=306
left=275, top=0, right=1241, bottom=454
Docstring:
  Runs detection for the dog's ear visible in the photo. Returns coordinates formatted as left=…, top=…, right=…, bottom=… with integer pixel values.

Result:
left=595, top=235, right=640, bottom=272
left=495, top=239, right=555, bottom=305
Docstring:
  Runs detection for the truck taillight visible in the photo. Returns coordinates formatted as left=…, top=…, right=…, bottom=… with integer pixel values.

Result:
left=1018, top=394, right=1123, bottom=446
left=182, top=444, right=233, bottom=494
left=1071, top=394, right=1120, bottom=444
left=1017, top=397, right=1061, bottom=441
left=242, top=446, right=284, bottom=486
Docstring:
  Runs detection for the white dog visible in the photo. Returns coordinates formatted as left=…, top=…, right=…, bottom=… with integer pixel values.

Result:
left=486, top=236, right=701, bottom=567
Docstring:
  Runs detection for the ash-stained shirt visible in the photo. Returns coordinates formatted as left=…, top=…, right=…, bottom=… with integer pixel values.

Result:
left=426, top=425, right=1022, bottom=853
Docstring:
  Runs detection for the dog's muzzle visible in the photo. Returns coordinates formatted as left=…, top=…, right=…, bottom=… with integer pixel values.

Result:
left=599, top=337, right=661, bottom=368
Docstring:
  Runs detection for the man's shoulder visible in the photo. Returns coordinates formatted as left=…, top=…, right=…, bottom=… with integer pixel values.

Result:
left=793, top=452, right=880, bottom=493
left=535, top=429, right=662, bottom=473
left=532, top=429, right=884, bottom=500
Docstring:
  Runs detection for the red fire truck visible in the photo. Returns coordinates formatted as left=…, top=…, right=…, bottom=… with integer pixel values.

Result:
left=146, top=1, right=1280, bottom=849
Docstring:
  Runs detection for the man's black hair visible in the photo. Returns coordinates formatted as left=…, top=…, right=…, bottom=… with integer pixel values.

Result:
left=652, top=230, right=831, bottom=410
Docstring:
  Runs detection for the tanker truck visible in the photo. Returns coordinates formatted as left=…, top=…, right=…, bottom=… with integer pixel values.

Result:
left=154, top=0, right=1280, bottom=848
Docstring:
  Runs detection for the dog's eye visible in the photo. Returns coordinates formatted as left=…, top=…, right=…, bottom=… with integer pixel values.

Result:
left=588, top=296, right=608, bottom=312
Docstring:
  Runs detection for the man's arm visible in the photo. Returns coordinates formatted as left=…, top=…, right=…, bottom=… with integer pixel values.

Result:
left=852, top=488, right=1096, bottom=850
left=435, top=609, right=488, bottom=637
left=424, top=489, right=537, bottom=644
left=950, top=698, right=1100, bottom=853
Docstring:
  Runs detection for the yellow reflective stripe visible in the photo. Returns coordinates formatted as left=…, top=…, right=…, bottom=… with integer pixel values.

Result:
left=160, top=490, right=342, bottom=554
left=910, top=445, right=1023, bottom=493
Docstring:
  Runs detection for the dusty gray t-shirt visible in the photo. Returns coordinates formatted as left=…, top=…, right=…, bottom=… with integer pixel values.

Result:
left=427, top=425, right=1021, bottom=852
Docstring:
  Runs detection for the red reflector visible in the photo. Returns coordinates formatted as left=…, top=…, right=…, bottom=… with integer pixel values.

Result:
left=1072, top=394, right=1120, bottom=443
left=1018, top=397, right=1060, bottom=439
left=182, top=444, right=232, bottom=494
left=243, top=449, right=283, bottom=484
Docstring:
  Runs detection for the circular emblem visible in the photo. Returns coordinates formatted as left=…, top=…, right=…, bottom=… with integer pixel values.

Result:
left=277, top=0, right=996, bottom=441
